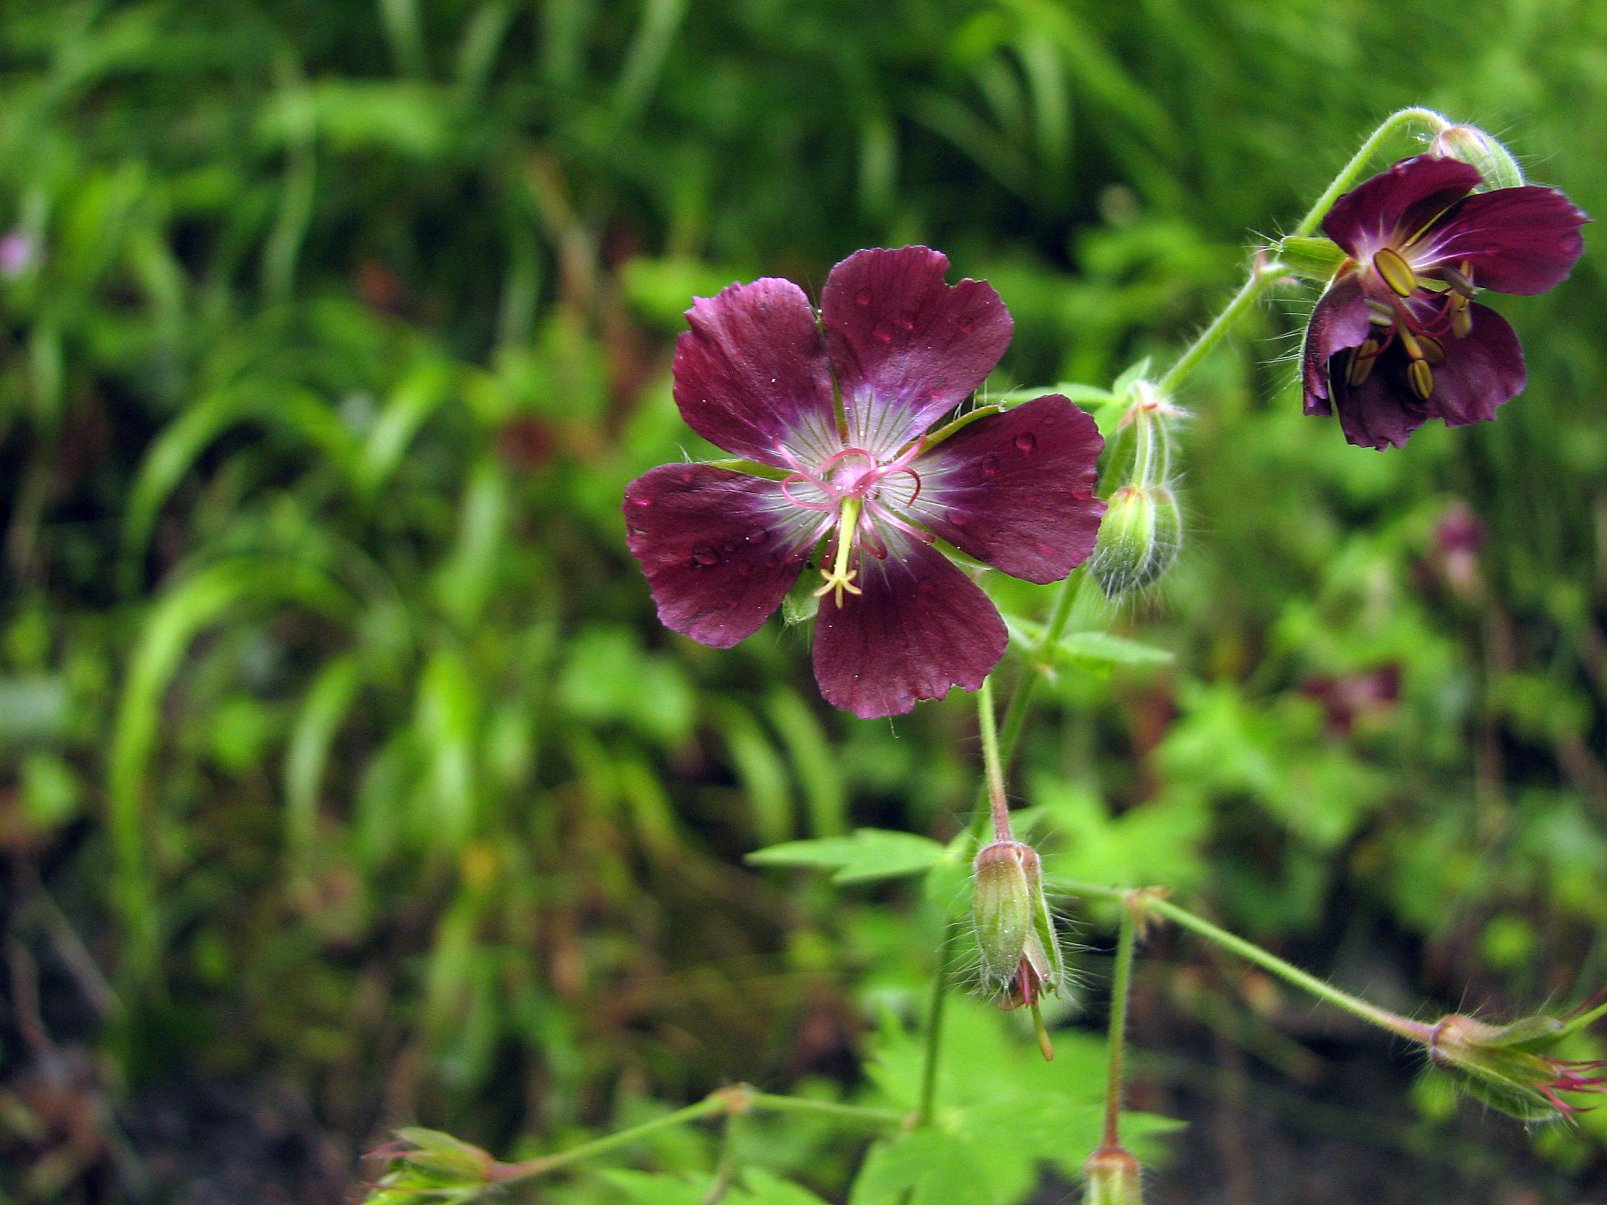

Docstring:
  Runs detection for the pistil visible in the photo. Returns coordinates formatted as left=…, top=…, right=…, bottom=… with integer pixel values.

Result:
left=814, top=496, right=864, bottom=607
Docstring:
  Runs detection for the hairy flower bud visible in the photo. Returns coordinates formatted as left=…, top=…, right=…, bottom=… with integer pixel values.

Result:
left=1428, top=1012, right=1607, bottom=1121
left=366, top=1127, right=497, bottom=1204
left=971, top=840, right=1065, bottom=1013
left=1083, top=1145, right=1144, bottom=1205
left=1090, top=483, right=1182, bottom=599
left=1429, top=124, right=1525, bottom=191
left=1092, top=382, right=1185, bottom=600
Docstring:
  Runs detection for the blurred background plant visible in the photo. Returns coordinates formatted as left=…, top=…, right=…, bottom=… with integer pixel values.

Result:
left=1, top=0, right=1604, bottom=1201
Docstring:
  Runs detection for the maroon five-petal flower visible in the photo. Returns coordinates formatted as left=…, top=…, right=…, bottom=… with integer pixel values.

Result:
left=1301, top=155, right=1587, bottom=449
left=623, top=246, right=1105, bottom=719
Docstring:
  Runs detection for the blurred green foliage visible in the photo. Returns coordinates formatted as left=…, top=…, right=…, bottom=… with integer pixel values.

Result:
left=2, top=0, right=1605, bottom=1200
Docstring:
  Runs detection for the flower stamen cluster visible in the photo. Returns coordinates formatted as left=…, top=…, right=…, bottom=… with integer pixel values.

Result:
left=623, top=246, right=1107, bottom=718
left=1302, top=153, right=1586, bottom=448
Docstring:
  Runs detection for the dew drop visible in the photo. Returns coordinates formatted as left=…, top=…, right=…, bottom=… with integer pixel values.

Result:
left=873, top=325, right=894, bottom=344
left=980, top=454, right=1001, bottom=479
left=722, top=541, right=739, bottom=554
left=693, top=544, right=719, bottom=566
left=1014, top=432, right=1037, bottom=453
left=749, top=529, right=770, bottom=544
left=854, top=287, right=873, bottom=307
left=957, top=319, right=974, bottom=334
left=898, top=310, right=917, bottom=332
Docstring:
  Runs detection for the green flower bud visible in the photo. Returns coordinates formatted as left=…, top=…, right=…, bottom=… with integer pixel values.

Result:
left=1090, top=484, right=1182, bottom=599
left=1275, top=235, right=1348, bottom=283
left=1083, top=1145, right=1144, bottom=1205
left=1429, top=125, right=1524, bottom=191
left=366, top=1127, right=497, bottom=1204
left=971, top=840, right=1065, bottom=1011
left=1427, top=1013, right=1606, bottom=1121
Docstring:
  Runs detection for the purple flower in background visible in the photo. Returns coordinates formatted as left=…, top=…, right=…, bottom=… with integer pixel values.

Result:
left=623, top=246, right=1105, bottom=719
left=1302, top=155, right=1586, bottom=449
left=0, top=229, right=36, bottom=279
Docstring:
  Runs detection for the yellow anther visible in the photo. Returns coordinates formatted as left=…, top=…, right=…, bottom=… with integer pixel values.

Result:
left=1365, top=298, right=1396, bottom=326
left=1373, top=246, right=1419, bottom=298
left=1397, top=324, right=1425, bottom=361
left=1408, top=358, right=1435, bottom=400
left=1449, top=293, right=1473, bottom=338
left=1417, top=334, right=1446, bottom=365
left=1442, top=263, right=1476, bottom=298
left=813, top=497, right=864, bottom=608
left=1346, top=337, right=1381, bottom=387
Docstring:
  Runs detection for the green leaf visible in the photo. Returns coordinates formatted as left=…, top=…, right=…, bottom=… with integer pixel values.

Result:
left=747, top=829, right=947, bottom=884
left=1006, top=617, right=1174, bottom=673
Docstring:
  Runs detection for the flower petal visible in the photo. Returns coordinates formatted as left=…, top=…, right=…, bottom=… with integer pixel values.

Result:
left=820, top=246, right=1012, bottom=455
left=624, top=464, right=816, bottom=648
left=1322, top=155, right=1482, bottom=257
left=811, top=535, right=1006, bottom=718
left=910, top=396, right=1105, bottom=584
left=1421, top=302, right=1527, bottom=427
left=1300, top=274, right=1371, bottom=416
left=1326, top=363, right=1431, bottom=450
left=1413, top=186, right=1588, bottom=295
left=673, top=278, right=839, bottom=465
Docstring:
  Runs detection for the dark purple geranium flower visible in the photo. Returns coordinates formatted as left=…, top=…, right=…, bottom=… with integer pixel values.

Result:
left=1302, top=154, right=1587, bottom=449
left=623, top=246, right=1105, bottom=719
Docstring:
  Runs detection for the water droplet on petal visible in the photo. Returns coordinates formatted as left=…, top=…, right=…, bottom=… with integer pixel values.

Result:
left=722, top=541, right=738, bottom=554
left=873, top=325, right=893, bottom=344
left=958, top=320, right=974, bottom=334
left=1014, top=432, right=1037, bottom=453
left=898, top=310, right=917, bottom=332
left=980, top=454, right=1001, bottom=479
left=749, top=528, right=770, bottom=545
left=854, top=287, right=873, bottom=308
left=693, top=544, right=719, bottom=566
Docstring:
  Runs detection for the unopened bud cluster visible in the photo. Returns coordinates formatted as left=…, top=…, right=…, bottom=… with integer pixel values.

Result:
left=1090, top=381, right=1184, bottom=600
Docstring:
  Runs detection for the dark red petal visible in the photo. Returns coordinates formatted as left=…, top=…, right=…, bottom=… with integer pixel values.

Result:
left=910, top=396, right=1105, bottom=584
left=673, top=277, right=839, bottom=465
left=1322, top=155, right=1483, bottom=256
left=811, top=535, right=1006, bottom=718
left=1420, top=302, right=1526, bottom=427
left=1300, top=274, right=1371, bottom=415
left=1414, top=186, right=1588, bottom=295
left=820, top=246, right=1012, bottom=454
left=1326, top=361, right=1431, bottom=450
left=624, top=464, right=814, bottom=648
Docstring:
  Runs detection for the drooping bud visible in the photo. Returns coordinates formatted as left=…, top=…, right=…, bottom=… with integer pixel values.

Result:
left=1427, top=1012, right=1607, bottom=1121
left=971, top=839, right=1066, bottom=1044
left=1429, top=124, right=1525, bottom=191
left=1083, top=1145, right=1144, bottom=1205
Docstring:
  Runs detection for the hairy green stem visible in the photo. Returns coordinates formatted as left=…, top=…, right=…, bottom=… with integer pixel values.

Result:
left=1155, top=253, right=1288, bottom=397
left=1060, top=881, right=1431, bottom=1043
left=1291, top=107, right=1452, bottom=238
left=1101, top=903, right=1138, bottom=1149
left=493, top=1087, right=902, bottom=1184
left=977, top=675, right=1013, bottom=841
left=914, top=931, right=955, bottom=1126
